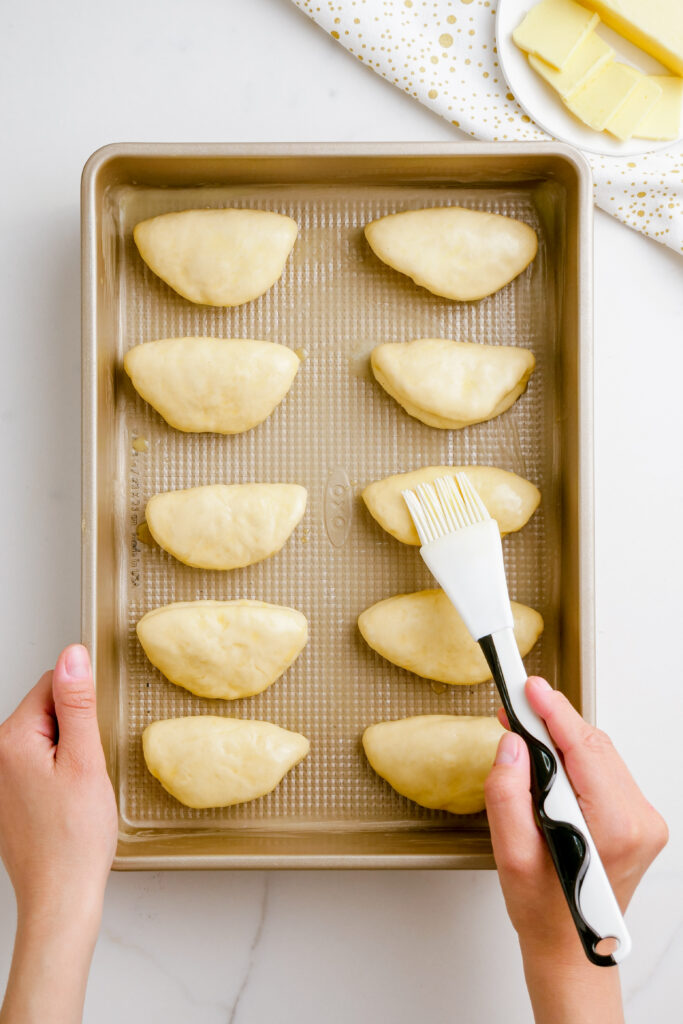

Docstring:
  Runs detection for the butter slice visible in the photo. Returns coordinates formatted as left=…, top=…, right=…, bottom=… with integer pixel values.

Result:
left=606, top=77, right=663, bottom=140
left=581, top=1, right=683, bottom=77
left=635, top=76, right=683, bottom=141
left=566, top=62, right=641, bottom=131
left=529, top=32, right=614, bottom=99
left=513, top=0, right=600, bottom=71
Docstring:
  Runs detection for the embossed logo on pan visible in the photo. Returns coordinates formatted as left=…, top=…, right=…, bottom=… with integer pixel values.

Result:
left=324, top=466, right=353, bottom=548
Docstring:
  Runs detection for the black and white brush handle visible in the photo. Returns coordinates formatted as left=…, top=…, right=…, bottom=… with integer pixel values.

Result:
left=479, top=627, right=631, bottom=967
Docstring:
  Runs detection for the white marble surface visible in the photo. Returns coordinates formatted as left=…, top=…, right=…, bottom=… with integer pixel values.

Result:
left=0, top=1, right=681, bottom=1020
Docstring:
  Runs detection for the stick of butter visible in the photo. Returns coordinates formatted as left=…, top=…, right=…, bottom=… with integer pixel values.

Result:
left=513, top=0, right=600, bottom=71
left=528, top=32, right=614, bottom=99
left=634, top=76, right=683, bottom=140
left=581, top=1, right=683, bottom=77
left=565, top=61, right=642, bottom=131
left=606, top=77, right=663, bottom=140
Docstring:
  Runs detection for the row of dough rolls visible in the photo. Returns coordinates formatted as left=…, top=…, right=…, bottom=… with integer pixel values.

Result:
left=131, top=209, right=309, bottom=809
left=124, top=334, right=536, bottom=437
left=359, top=210, right=540, bottom=815
left=134, top=205, right=537, bottom=308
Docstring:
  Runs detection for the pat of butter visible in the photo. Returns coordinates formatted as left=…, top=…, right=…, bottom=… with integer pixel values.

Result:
left=565, top=61, right=641, bottom=131
left=606, top=77, right=663, bottom=140
left=513, top=0, right=600, bottom=71
left=581, top=1, right=683, bottom=77
left=635, top=76, right=683, bottom=140
left=529, top=32, right=614, bottom=99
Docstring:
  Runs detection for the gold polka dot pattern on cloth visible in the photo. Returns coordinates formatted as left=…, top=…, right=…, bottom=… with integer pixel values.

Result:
left=294, top=0, right=683, bottom=253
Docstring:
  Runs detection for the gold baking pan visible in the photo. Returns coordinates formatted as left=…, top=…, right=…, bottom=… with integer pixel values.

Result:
left=81, top=142, right=594, bottom=869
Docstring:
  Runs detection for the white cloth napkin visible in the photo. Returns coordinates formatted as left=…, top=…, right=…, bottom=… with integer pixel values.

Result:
left=293, top=0, right=683, bottom=254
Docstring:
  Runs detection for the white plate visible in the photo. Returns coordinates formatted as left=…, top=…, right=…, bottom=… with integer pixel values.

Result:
left=496, top=0, right=681, bottom=156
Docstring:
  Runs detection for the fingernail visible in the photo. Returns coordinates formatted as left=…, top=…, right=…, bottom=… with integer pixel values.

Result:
left=529, top=676, right=552, bottom=692
left=495, top=732, right=521, bottom=765
left=64, top=645, right=90, bottom=679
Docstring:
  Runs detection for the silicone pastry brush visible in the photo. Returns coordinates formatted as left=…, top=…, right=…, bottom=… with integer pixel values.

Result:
left=402, top=473, right=630, bottom=967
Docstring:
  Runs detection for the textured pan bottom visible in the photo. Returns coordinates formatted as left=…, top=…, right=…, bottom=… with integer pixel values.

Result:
left=104, top=181, right=561, bottom=832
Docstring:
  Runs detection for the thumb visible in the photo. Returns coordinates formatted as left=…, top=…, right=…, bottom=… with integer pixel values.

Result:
left=485, top=732, right=546, bottom=879
left=52, top=644, right=102, bottom=767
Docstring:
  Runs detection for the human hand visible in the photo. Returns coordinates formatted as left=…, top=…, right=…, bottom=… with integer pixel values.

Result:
left=484, top=676, right=668, bottom=1024
left=0, top=643, right=117, bottom=917
left=0, top=644, right=117, bottom=1024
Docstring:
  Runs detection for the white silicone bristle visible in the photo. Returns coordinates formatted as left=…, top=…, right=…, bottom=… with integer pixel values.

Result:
left=402, top=473, right=490, bottom=545
left=402, top=487, right=437, bottom=545
left=454, top=472, right=490, bottom=523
